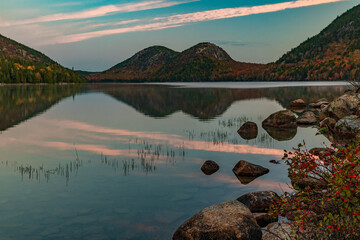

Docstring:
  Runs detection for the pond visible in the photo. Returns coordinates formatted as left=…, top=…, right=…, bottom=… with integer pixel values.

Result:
left=0, top=82, right=349, bottom=240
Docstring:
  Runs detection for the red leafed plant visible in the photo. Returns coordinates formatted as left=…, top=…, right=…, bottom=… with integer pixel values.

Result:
left=270, top=139, right=360, bottom=239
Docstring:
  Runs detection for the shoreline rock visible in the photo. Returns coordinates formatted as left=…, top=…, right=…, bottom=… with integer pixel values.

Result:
left=173, top=200, right=262, bottom=240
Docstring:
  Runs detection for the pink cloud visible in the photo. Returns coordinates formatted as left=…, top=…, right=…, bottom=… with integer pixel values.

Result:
left=0, top=0, right=192, bottom=27
left=52, top=0, right=346, bottom=44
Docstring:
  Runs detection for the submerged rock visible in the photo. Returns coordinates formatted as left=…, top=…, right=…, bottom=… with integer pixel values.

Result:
left=201, top=160, right=219, bottom=175
left=237, top=191, right=279, bottom=213
left=296, top=111, right=317, bottom=125
left=262, top=110, right=297, bottom=128
left=289, top=99, right=306, bottom=109
left=233, top=160, right=269, bottom=178
left=173, top=200, right=262, bottom=240
left=263, top=126, right=297, bottom=141
left=238, top=121, right=258, bottom=140
left=269, top=160, right=280, bottom=164
left=262, top=223, right=292, bottom=240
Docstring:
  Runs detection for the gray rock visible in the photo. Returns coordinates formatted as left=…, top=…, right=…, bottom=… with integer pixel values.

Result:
left=296, top=111, right=317, bottom=125
left=233, top=160, right=269, bottom=178
left=238, top=121, right=258, bottom=140
left=237, top=191, right=279, bottom=213
left=201, top=160, right=220, bottom=175
left=334, top=115, right=360, bottom=138
left=326, top=93, right=359, bottom=120
left=173, top=200, right=262, bottom=240
left=262, top=110, right=297, bottom=128
left=262, top=223, right=292, bottom=240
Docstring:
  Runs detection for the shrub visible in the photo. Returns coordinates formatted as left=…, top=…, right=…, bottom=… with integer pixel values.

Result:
left=270, top=140, right=360, bottom=239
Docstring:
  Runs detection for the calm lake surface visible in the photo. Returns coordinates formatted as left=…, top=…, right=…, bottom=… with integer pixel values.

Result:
left=0, top=82, right=349, bottom=240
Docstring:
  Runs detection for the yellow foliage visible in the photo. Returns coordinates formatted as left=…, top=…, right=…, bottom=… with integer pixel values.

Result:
left=14, top=63, right=25, bottom=70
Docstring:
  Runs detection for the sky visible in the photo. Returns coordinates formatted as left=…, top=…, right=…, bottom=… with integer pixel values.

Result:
left=0, top=0, right=359, bottom=71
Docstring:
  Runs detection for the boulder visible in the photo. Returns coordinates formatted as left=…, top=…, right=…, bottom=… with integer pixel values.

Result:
left=326, top=93, right=359, bottom=120
left=289, top=99, right=306, bottom=109
left=238, top=121, right=258, bottom=140
left=334, top=115, right=360, bottom=139
left=262, top=110, right=297, bottom=128
left=233, top=160, right=269, bottom=178
left=262, top=223, right=292, bottom=240
left=296, top=111, right=317, bottom=125
left=173, top=200, right=262, bottom=240
left=201, top=160, right=219, bottom=175
left=309, top=98, right=329, bottom=109
left=263, top=126, right=297, bottom=141
left=253, top=213, right=277, bottom=228
left=237, top=191, right=279, bottom=213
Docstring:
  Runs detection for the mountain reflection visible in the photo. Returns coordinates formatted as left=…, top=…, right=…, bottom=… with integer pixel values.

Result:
left=87, top=84, right=346, bottom=120
left=0, top=84, right=83, bottom=132
left=0, top=84, right=347, bottom=134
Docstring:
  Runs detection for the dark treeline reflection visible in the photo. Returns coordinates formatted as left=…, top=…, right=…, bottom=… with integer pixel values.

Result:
left=0, top=84, right=348, bottom=133
left=0, top=84, right=83, bottom=131
left=88, top=84, right=347, bottom=120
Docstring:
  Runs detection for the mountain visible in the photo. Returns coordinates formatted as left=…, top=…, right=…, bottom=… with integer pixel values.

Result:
left=264, top=4, right=360, bottom=81
left=0, top=34, right=82, bottom=83
left=87, top=42, right=264, bottom=82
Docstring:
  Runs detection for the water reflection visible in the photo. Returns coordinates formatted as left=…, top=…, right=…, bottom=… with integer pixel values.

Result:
left=0, top=83, right=349, bottom=240
left=87, top=84, right=347, bottom=120
left=0, top=85, right=83, bottom=131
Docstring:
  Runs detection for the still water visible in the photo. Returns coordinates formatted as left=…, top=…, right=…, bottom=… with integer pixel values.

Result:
left=0, top=82, right=349, bottom=240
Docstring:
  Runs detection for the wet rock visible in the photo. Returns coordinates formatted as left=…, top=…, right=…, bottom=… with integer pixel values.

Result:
left=290, top=99, right=306, bottom=109
left=173, top=200, right=262, bottom=240
left=334, top=115, right=360, bottom=139
left=262, top=222, right=292, bottom=240
left=201, top=160, right=219, bottom=175
left=235, top=175, right=261, bottom=185
left=319, top=117, right=336, bottom=129
left=253, top=213, right=277, bottom=228
left=326, top=93, right=359, bottom=120
left=233, top=160, right=269, bottom=178
left=296, top=111, right=317, bottom=125
left=238, top=121, right=258, bottom=140
left=237, top=191, right=279, bottom=213
left=262, top=110, right=297, bottom=128
left=263, top=126, right=297, bottom=141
